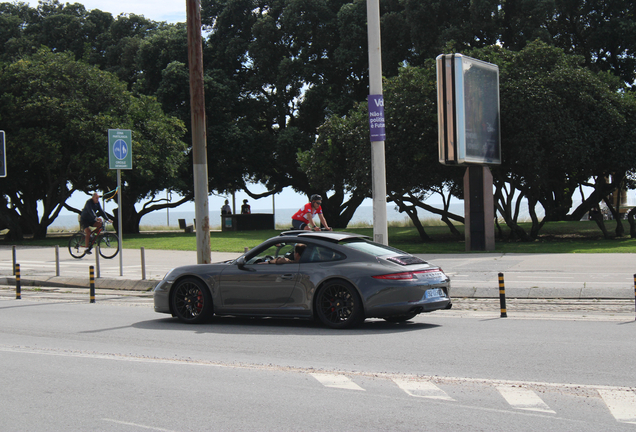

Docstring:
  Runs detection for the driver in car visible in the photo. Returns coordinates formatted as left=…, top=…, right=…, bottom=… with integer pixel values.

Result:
left=264, top=243, right=306, bottom=264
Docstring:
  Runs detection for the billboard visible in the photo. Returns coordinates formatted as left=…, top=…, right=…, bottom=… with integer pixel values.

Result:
left=436, top=54, right=501, bottom=165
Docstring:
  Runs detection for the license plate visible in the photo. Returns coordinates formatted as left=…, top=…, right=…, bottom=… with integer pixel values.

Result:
left=425, top=288, right=445, bottom=299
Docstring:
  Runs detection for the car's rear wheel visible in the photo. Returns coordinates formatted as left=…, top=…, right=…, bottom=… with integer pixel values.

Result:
left=170, top=277, right=212, bottom=324
left=383, top=313, right=418, bottom=323
left=315, top=280, right=364, bottom=329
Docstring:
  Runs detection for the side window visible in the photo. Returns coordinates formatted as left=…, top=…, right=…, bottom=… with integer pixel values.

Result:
left=305, top=245, right=345, bottom=263
left=246, top=243, right=295, bottom=264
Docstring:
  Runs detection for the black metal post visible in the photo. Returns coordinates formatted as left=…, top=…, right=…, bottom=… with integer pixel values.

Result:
left=15, top=263, right=21, bottom=300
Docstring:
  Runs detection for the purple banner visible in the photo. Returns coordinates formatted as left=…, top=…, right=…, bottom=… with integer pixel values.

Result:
left=368, top=94, right=386, bottom=142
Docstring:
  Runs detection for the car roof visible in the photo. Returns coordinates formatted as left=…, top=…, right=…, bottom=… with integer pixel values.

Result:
left=278, top=230, right=370, bottom=242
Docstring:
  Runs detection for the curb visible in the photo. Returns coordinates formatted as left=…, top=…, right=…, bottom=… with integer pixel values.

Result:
left=452, top=286, right=634, bottom=300
left=0, top=276, right=157, bottom=292
left=1, top=277, right=633, bottom=299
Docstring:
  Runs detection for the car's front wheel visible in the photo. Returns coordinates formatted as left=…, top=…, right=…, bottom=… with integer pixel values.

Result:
left=315, top=280, right=364, bottom=329
left=170, top=278, right=212, bottom=324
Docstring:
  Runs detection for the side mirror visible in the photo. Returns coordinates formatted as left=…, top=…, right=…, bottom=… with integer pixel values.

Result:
left=236, top=256, right=246, bottom=269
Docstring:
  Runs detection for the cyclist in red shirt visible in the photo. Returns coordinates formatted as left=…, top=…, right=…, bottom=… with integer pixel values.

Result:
left=291, top=194, right=332, bottom=231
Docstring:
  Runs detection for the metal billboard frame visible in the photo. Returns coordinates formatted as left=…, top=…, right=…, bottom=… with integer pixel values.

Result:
left=437, top=54, right=501, bottom=166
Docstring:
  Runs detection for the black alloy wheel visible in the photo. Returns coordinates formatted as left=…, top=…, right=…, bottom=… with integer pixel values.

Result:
left=315, top=280, right=364, bottom=329
left=170, top=278, right=212, bottom=324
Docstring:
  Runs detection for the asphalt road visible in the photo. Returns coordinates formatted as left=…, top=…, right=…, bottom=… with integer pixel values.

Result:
left=1, top=296, right=634, bottom=431
left=2, top=245, right=636, bottom=299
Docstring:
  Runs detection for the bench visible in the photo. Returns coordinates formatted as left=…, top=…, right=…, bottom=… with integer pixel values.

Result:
left=178, top=218, right=193, bottom=233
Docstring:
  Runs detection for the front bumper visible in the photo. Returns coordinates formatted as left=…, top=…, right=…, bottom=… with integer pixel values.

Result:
left=153, top=279, right=172, bottom=314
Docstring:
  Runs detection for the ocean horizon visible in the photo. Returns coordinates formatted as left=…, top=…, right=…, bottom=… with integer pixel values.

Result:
left=49, top=203, right=469, bottom=229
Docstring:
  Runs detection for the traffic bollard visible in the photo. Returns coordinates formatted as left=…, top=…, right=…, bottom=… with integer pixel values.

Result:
left=90, top=265, right=95, bottom=303
left=12, top=245, right=16, bottom=275
left=15, top=263, right=21, bottom=300
left=55, top=245, right=60, bottom=276
left=141, top=247, right=146, bottom=280
left=95, top=246, right=100, bottom=278
left=498, top=272, right=507, bottom=318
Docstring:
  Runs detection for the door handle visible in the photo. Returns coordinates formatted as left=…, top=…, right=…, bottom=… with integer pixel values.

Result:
left=281, top=274, right=294, bottom=280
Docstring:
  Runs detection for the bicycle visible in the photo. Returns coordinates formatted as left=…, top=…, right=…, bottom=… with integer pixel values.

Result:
left=68, top=222, right=120, bottom=259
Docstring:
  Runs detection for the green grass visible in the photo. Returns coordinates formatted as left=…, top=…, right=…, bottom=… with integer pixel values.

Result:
left=3, top=220, right=636, bottom=253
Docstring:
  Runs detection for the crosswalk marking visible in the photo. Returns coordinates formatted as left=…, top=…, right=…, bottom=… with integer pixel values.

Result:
left=393, top=379, right=455, bottom=401
left=598, top=389, right=636, bottom=424
left=496, top=385, right=556, bottom=414
left=310, top=373, right=365, bottom=391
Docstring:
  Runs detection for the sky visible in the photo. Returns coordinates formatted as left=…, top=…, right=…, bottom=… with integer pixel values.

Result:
left=27, top=0, right=187, bottom=24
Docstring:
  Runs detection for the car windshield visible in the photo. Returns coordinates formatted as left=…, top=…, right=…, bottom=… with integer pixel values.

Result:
left=338, top=238, right=406, bottom=257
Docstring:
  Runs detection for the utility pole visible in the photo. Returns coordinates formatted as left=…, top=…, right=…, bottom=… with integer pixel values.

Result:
left=366, top=0, right=388, bottom=245
left=186, top=0, right=211, bottom=263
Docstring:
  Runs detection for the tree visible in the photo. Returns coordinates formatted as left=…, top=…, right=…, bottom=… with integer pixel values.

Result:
left=472, top=41, right=636, bottom=239
left=0, top=50, right=188, bottom=239
left=303, top=65, right=464, bottom=237
left=548, top=0, right=636, bottom=86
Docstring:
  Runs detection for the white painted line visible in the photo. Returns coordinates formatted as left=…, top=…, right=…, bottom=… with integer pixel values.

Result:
left=496, top=385, right=556, bottom=414
left=598, top=389, right=636, bottom=424
left=393, top=379, right=455, bottom=400
left=310, top=373, right=365, bottom=391
left=102, top=418, right=177, bottom=431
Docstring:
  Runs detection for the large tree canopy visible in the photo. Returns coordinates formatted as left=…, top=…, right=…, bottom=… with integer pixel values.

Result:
left=0, top=49, right=188, bottom=239
left=475, top=41, right=636, bottom=239
left=308, top=41, right=636, bottom=239
left=2, top=0, right=636, bottom=238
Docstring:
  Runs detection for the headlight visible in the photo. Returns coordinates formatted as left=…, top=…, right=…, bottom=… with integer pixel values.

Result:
left=163, top=268, right=176, bottom=281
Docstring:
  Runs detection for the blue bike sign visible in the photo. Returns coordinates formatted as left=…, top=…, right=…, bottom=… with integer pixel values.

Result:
left=108, top=129, right=132, bottom=170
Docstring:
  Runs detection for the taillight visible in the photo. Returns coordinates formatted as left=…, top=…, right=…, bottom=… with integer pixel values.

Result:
left=372, top=269, right=440, bottom=281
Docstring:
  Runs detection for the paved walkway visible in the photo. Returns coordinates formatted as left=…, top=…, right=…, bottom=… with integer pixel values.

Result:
left=1, top=245, right=635, bottom=299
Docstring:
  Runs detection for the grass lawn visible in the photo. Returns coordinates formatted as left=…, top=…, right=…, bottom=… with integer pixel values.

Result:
left=3, top=220, right=636, bottom=254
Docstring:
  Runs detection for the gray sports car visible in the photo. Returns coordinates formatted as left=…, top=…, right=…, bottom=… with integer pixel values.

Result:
left=153, top=231, right=452, bottom=328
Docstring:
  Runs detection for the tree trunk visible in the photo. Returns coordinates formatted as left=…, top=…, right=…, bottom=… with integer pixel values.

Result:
left=589, top=208, right=610, bottom=239
left=627, top=207, right=636, bottom=238
left=392, top=197, right=431, bottom=242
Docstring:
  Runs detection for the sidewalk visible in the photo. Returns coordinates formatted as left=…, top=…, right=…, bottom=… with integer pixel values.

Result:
left=1, top=245, right=635, bottom=299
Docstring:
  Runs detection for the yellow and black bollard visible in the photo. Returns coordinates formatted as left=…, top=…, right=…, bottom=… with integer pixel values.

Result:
left=15, top=263, right=21, bottom=300
left=89, top=265, right=95, bottom=304
left=498, top=272, right=507, bottom=318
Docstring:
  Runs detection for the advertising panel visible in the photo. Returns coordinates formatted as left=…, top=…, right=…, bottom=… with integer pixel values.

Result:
left=437, top=54, right=501, bottom=165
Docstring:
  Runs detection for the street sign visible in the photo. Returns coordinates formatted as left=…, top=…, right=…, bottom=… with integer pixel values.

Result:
left=0, top=130, right=6, bottom=178
left=368, top=95, right=386, bottom=142
left=108, top=129, right=132, bottom=170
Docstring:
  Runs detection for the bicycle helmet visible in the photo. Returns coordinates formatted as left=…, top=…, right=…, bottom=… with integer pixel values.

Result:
left=310, top=194, right=322, bottom=202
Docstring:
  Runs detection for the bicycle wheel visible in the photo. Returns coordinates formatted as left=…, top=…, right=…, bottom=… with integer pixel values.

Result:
left=68, top=233, right=87, bottom=259
left=98, top=232, right=119, bottom=259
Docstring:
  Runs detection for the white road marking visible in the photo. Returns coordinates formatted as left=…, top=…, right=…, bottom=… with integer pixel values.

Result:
left=598, top=389, right=636, bottom=424
left=2, top=344, right=634, bottom=425
left=102, top=418, right=177, bottom=431
left=393, top=379, right=455, bottom=400
left=310, top=373, right=365, bottom=391
left=496, top=385, right=556, bottom=414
